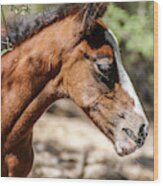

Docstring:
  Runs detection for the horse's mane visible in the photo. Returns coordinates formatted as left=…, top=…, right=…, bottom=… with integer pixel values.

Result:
left=1, top=4, right=90, bottom=51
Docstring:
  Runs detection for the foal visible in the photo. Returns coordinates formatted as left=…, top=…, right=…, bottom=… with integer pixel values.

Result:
left=1, top=4, right=148, bottom=177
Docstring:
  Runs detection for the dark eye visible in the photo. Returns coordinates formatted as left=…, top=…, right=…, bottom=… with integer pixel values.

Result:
left=83, top=53, right=117, bottom=88
left=95, top=58, right=112, bottom=77
left=95, top=58, right=119, bottom=89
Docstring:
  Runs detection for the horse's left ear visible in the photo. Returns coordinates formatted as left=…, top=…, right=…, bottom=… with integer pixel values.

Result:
left=76, top=3, right=108, bottom=36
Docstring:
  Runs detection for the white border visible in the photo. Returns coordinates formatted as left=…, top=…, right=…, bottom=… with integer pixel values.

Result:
left=1, top=0, right=162, bottom=186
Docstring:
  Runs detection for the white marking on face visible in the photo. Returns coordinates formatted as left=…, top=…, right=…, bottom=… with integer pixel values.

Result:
left=107, top=29, right=148, bottom=126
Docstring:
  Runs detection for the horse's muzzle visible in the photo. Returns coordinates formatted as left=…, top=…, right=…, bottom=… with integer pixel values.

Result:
left=123, top=123, right=148, bottom=148
left=115, top=124, right=148, bottom=156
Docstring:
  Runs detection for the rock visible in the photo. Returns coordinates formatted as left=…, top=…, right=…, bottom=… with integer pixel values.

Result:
left=84, top=164, right=109, bottom=179
left=34, top=152, right=58, bottom=167
left=34, top=167, right=62, bottom=178
left=83, top=163, right=122, bottom=180
left=86, top=150, right=110, bottom=164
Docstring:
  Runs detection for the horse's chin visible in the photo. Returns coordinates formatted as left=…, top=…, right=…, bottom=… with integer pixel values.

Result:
left=114, top=139, right=138, bottom=157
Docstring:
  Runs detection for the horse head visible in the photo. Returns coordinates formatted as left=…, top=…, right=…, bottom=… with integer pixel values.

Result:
left=1, top=3, right=149, bottom=158
left=61, top=5, right=149, bottom=156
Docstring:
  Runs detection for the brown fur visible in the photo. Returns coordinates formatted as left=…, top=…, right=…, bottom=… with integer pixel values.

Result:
left=1, top=5, right=147, bottom=177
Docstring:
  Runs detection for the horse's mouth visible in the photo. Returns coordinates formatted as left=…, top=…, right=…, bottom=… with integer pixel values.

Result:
left=122, top=128, right=137, bottom=143
left=122, top=127, right=146, bottom=148
left=115, top=139, right=137, bottom=157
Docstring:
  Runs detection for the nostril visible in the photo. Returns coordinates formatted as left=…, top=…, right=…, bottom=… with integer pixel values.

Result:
left=142, top=123, right=145, bottom=127
left=136, top=124, right=148, bottom=148
left=138, top=123, right=146, bottom=136
left=137, top=138, right=143, bottom=144
left=137, top=138, right=144, bottom=147
left=140, top=133, right=144, bottom=137
left=140, top=123, right=145, bottom=131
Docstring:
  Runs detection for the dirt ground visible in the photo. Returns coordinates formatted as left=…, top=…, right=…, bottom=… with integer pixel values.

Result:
left=29, top=100, right=154, bottom=180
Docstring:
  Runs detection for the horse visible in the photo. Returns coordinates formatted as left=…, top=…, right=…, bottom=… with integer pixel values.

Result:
left=1, top=3, right=149, bottom=177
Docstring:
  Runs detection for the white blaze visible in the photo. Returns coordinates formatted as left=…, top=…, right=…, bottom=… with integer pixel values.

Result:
left=107, top=29, right=148, bottom=125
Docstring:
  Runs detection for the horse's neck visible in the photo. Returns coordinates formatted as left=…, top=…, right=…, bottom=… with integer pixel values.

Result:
left=1, top=16, right=77, bottom=134
left=2, top=15, right=78, bottom=94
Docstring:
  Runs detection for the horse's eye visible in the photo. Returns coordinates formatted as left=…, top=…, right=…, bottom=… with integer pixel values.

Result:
left=94, top=57, right=118, bottom=89
left=95, top=58, right=112, bottom=76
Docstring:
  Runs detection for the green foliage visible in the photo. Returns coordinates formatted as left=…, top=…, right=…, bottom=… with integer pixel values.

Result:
left=103, top=2, right=154, bottom=60
left=10, top=5, right=31, bottom=15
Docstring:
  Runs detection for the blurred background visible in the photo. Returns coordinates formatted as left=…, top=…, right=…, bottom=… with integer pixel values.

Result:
left=1, top=2, right=154, bottom=180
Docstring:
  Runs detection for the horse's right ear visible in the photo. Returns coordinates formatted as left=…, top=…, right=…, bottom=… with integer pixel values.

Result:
left=76, top=3, right=108, bottom=36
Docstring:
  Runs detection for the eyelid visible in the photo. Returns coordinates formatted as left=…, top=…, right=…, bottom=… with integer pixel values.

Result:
left=84, top=53, right=113, bottom=63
